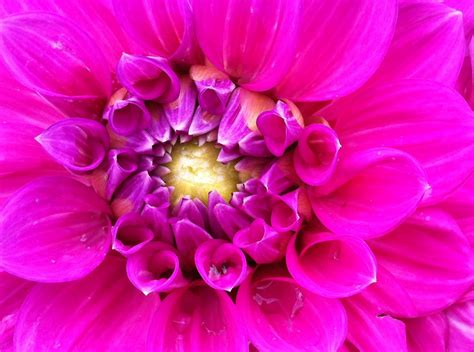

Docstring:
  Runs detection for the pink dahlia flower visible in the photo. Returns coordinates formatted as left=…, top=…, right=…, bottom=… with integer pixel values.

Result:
left=1, top=0, right=474, bottom=351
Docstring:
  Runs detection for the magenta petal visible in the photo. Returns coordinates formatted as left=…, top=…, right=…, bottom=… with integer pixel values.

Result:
left=36, top=118, right=109, bottom=172
left=189, top=107, right=223, bottom=136
left=287, top=231, right=377, bottom=298
left=14, top=256, right=160, bottom=351
left=126, top=242, right=188, bottom=294
left=257, top=100, right=303, bottom=157
left=117, top=53, right=180, bottom=102
left=141, top=193, right=173, bottom=245
left=370, top=1, right=465, bottom=86
left=369, top=208, right=474, bottom=315
left=195, top=239, right=247, bottom=291
left=193, top=0, right=301, bottom=91
left=214, top=203, right=252, bottom=240
left=275, top=0, right=397, bottom=100
left=112, top=213, right=154, bottom=256
left=147, top=282, right=247, bottom=351
left=294, top=124, right=340, bottom=186
left=172, top=219, right=212, bottom=269
left=104, top=97, right=151, bottom=136
left=445, top=0, right=474, bottom=37
left=0, top=272, right=34, bottom=351
left=0, top=13, right=111, bottom=117
left=310, top=148, right=428, bottom=238
left=445, top=299, right=474, bottom=351
left=233, top=218, right=290, bottom=264
left=113, top=0, right=202, bottom=64
left=343, top=296, right=408, bottom=352
left=163, top=75, right=197, bottom=132
left=237, top=266, right=347, bottom=352
left=0, top=177, right=111, bottom=282
left=147, top=102, right=172, bottom=143
left=323, top=80, right=474, bottom=204
left=404, top=313, right=447, bottom=352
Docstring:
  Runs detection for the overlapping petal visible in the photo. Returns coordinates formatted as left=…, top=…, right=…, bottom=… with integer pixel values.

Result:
left=14, top=256, right=160, bottom=351
left=275, top=0, right=397, bottom=100
left=322, top=80, right=474, bottom=203
left=0, top=177, right=112, bottom=282
left=404, top=313, right=448, bottom=352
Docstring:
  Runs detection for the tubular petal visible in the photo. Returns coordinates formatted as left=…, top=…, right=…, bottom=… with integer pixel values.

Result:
left=236, top=266, right=347, bottom=352
left=287, top=231, right=377, bottom=298
left=404, top=313, right=447, bottom=352
left=112, top=213, right=154, bottom=256
left=117, top=53, right=180, bottom=102
left=195, top=239, right=247, bottom=291
left=141, top=192, right=174, bottom=245
left=172, top=219, right=212, bottom=270
left=193, top=0, right=301, bottom=91
left=126, top=242, right=188, bottom=294
left=0, top=13, right=111, bottom=117
left=113, top=0, right=202, bottom=64
left=0, top=177, right=111, bottom=282
left=369, top=1, right=465, bottom=86
left=163, top=75, right=197, bottom=132
left=147, top=282, right=247, bottom=352
left=293, top=123, right=340, bottom=186
left=214, top=203, right=253, bottom=240
left=104, top=97, right=151, bottom=136
left=275, top=0, right=397, bottom=101
left=14, top=256, right=160, bottom=351
left=323, top=80, right=474, bottom=204
left=36, top=118, right=109, bottom=172
left=310, top=148, right=428, bottom=238
left=233, top=218, right=291, bottom=264
left=369, top=208, right=474, bottom=315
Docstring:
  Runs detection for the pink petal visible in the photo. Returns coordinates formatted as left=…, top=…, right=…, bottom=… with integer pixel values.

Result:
left=310, top=148, right=428, bottom=238
left=234, top=218, right=291, bottom=264
left=293, top=123, right=340, bottom=186
left=0, top=13, right=111, bottom=118
left=342, top=296, right=408, bottom=352
left=445, top=0, right=474, bottom=37
left=112, top=212, right=154, bottom=256
left=0, top=272, right=34, bottom=351
left=14, top=256, right=160, bottom=351
left=126, top=241, right=188, bottom=294
left=446, top=299, right=474, bottom=351
left=369, top=1, right=464, bottom=86
left=236, top=265, right=347, bottom=352
left=113, top=0, right=202, bottom=64
left=322, top=80, right=474, bottom=204
left=257, top=100, right=304, bottom=157
left=213, top=203, right=252, bottom=240
left=163, top=75, right=197, bottom=133
left=172, top=219, right=212, bottom=269
left=104, top=96, right=151, bottom=136
left=369, top=208, right=474, bottom=315
left=36, top=118, right=109, bottom=172
left=404, top=313, right=448, bottom=352
left=287, top=231, right=377, bottom=298
left=195, top=239, right=247, bottom=291
left=193, top=0, right=301, bottom=91
left=275, top=0, right=397, bottom=100
left=141, top=193, right=174, bottom=245
left=116, top=53, right=180, bottom=102
left=0, top=176, right=111, bottom=282
left=147, top=282, right=247, bottom=351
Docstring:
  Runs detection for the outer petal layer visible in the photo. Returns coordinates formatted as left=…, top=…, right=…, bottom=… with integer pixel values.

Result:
left=275, top=0, right=397, bottom=100
left=14, top=256, right=160, bottom=351
left=0, top=177, right=112, bottom=282
left=322, top=80, right=474, bottom=204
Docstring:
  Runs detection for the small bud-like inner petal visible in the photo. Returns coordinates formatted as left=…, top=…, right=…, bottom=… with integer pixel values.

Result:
left=195, top=239, right=247, bottom=291
left=190, top=65, right=236, bottom=115
left=117, top=53, right=180, bottom=102
left=213, top=203, right=252, bottom=239
left=287, top=231, right=377, bottom=298
left=294, top=123, right=341, bottom=186
left=259, top=155, right=299, bottom=194
left=141, top=192, right=173, bottom=245
left=189, top=106, right=223, bottom=135
left=162, top=75, right=197, bottom=132
left=104, top=97, right=151, bottom=136
left=91, top=149, right=139, bottom=200
left=112, top=213, right=154, bottom=256
left=36, top=118, right=109, bottom=172
left=271, top=189, right=302, bottom=232
left=238, top=131, right=272, bottom=157
left=234, top=218, right=291, bottom=264
left=257, top=100, right=304, bottom=157
left=126, top=242, right=188, bottom=294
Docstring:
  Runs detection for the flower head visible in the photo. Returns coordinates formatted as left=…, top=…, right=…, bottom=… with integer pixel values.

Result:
left=1, top=0, right=474, bottom=351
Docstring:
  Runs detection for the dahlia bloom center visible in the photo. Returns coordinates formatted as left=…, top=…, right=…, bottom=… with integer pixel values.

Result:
left=164, top=142, right=240, bottom=203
